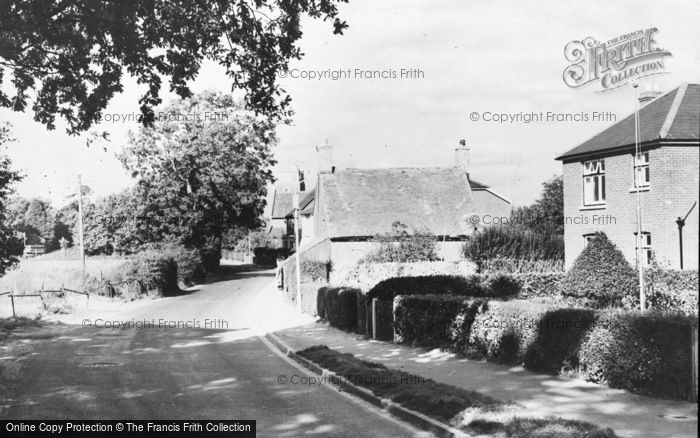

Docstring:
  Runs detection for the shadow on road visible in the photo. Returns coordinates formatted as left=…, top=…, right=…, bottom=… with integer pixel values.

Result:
left=206, top=263, right=275, bottom=284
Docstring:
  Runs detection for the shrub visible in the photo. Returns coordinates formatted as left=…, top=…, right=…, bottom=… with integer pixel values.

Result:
left=361, top=221, right=438, bottom=263
left=392, top=293, right=698, bottom=400
left=511, top=272, right=564, bottom=298
left=479, top=257, right=564, bottom=274
left=394, top=295, right=483, bottom=349
left=126, top=250, right=179, bottom=296
left=367, top=275, right=520, bottom=301
left=560, top=233, right=638, bottom=307
left=316, top=287, right=359, bottom=331
left=522, top=308, right=596, bottom=374
left=462, top=227, right=564, bottom=269
left=335, top=260, right=477, bottom=291
left=157, top=244, right=206, bottom=286
left=578, top=311, right=696, bottom=399
left=300, top=259, right=332, bottom=282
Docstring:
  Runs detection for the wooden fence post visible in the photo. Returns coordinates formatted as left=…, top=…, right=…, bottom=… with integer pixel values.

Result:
left=10, top=294, right=15, bottom=318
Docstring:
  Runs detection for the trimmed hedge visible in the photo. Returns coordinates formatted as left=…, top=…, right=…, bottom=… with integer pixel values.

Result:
left=394, top=295, right=484, bottom=349
left=560, top=233, right=638, bottom=307
left=367, top=274, right=521, bottom=301
left=579, top=311, right=696, bottom=398
left=316, top=287, right=359, bottom=331
left=394, top=295, right=698, bottom=400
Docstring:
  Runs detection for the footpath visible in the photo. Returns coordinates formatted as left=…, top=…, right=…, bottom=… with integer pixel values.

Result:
left=272, top=321, right=698, bottom=438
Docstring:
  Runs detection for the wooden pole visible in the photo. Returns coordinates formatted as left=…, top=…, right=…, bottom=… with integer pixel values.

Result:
left=77, top=174, right=86, bottom=272
left=10, top=294, right=15, bottom=318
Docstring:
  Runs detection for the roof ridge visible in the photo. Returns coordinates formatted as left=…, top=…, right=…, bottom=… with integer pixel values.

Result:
left=659, top=83, right=688, bottom=139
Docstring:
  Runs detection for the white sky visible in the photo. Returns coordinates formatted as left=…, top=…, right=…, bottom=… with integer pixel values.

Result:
left=2, top=0, right=699, bottom=207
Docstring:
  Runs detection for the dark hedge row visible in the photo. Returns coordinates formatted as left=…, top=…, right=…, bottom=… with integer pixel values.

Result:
left=394, top=295, right=697, bottom=400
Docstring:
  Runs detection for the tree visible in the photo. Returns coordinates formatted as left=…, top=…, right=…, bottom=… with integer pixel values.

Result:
left=560, top=232, right=638, bottom=307
left=0, top=0, right=348, bottom=134
left=82, top=189, right=150, bottom=255
left=120, top=91, right=276, bottom=257
left=0, top=122, right=23, bottom=276
left=512, top=175, right=563, bottom=235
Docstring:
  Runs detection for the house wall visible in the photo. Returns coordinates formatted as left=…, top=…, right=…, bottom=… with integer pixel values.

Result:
left=562, top=145, right=699, bottom=270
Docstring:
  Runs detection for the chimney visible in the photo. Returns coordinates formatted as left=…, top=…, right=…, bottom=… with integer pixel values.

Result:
left=455, top=139, right=470, bottom=177
left=316, top=140, right=334, bottom=174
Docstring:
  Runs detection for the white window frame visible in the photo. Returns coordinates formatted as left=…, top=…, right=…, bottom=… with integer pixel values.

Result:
left=634, top=231, right=652, bottom=267
left=633, top=152, right=650, bottom=188
left=583, top=233, right=596, bottom=246
left=583, top=159, right=606, bottom=206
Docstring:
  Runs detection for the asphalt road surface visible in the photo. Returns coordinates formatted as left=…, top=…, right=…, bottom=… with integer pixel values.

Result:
left=1, top=264, right=427, bottom=437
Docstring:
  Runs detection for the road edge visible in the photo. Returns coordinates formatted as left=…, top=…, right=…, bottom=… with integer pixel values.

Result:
left=264, top=331, right=472, bottom=438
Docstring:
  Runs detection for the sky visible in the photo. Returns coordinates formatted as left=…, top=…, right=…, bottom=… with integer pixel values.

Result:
left=1, top=0, right=699, bottom=208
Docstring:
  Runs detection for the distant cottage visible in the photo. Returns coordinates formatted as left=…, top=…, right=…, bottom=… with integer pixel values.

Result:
left=556, top=83, right=699, bottom=270
left=273, top=141, right=511, bottom=267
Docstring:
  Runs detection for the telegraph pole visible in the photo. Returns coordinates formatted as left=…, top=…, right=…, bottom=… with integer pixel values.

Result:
left=77, top=175, right=86, bottom=272
left=633, top=84, right=645, bottom=311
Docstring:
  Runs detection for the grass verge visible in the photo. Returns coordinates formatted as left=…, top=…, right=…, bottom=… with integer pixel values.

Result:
left=298, top=345, right=618, bottom=437
left=0, top=316, right=42, bottom=340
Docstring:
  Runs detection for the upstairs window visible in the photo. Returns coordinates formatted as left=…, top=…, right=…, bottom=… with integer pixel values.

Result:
left=583, top=159, right=605, bottom=206
left=633, top=152, right=650, bottom=188
left=634, top=232, right=652, bottom=267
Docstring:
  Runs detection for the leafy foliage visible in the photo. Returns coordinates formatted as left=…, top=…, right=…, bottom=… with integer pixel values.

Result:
left=560, top=232, right=638, bottom=307
left=463, top=227, right=564, bottom=268
left=0, top=122, right=23, bottom=276
left=361, top=221, right=438, bottom=263
left=0, top=0, right=348, bottom=133
left=510, top=175, right=564, bottom=235
left=120, top=91, right=276, bottom=256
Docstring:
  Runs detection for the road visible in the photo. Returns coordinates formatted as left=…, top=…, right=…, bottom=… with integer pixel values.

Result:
left=0, top=264, right=426, bottom=437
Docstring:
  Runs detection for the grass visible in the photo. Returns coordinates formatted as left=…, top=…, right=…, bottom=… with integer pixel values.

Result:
left=298, top=345, right=618, bottom=437
left=0, top=251, right=131, bottom=295
left=0, top=316, right=42, bottom=340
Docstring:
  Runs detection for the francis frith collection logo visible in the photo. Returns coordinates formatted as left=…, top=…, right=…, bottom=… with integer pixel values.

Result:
left=563, top=28, right=672, bottom=91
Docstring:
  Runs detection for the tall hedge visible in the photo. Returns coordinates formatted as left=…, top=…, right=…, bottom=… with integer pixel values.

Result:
left=366, top=274, right=520, bottom=301
left=393, top=295, right=698, bottom=400
left=316, top=287, right=359, bottom=331
left=560, top=232, right=638, bottom=307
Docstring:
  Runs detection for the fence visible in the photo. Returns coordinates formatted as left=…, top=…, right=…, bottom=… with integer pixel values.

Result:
left=2, top=287, right=89, bottom=318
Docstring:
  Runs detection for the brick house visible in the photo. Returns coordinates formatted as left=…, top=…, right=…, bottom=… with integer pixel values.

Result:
left=556, top=83, right=699, bottom=270
left=285, top=141, right=512, bottom=268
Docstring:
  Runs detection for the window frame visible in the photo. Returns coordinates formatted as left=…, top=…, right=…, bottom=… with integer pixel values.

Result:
left=633, top=151, right=650, bottom=188
left=634, top=231, right=652, bottom=267
left=582, top=159, right=606, bottom=206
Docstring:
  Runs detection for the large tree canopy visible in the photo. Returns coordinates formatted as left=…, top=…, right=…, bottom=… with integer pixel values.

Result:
left=0, top=123, right=24, bottom=276
left=119, top=90, right=276, bottom=250
left=0, top=0, right=348, bottom=134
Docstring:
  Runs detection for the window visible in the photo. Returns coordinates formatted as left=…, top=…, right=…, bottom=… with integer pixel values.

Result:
left=583, top=234, right=596, bottom=245
left=583, top=159, right=605, bottom=205
left=633, top=152, right=650, bottom=188
left=634, top=232, right=652, bottom=267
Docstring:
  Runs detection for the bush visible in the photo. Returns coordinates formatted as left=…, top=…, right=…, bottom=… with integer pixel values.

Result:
left=158, top=245, right=205, bottom=286
left=462, top=227, right=564, bottom=269
left=393, top=293, right=698, bottom=400
left=300, top=259, right=332, bottom=282
left=394, top=295, right=483, bottom=349
left=479, top=257, right=564, bottom=274
left=579, top=311, right=696, bottom=399
left=361, top=221, right=439, bottom=263
left=126, top=250, right=179, bottom=296
left=335, top=260, right=477, bottom=291
left=316, top=287, right=359, bottom=331
left=510, top=272, right=565, bottom=299
left=560, top=233, right=638, bottom=307
left=367, top=275, right=520, bottom=301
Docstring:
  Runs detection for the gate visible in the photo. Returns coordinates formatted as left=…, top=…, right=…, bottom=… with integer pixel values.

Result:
left=372, top=298, right=394, bottom=341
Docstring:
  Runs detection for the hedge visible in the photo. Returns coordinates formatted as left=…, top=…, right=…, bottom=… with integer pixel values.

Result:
left=126, top=250, right=179, bottom=296
left=333, top=260, right=477, bottom=291
left=316, top=287, right=359, bottom=331
left=367, top=274, right=528, bottom=301
left=393, top=295, right=698, bottom=400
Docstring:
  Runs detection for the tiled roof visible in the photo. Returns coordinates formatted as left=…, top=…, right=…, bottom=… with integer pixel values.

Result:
left=270, top=190, right=309, bottom=218
left=316, top=167, right=481, bottom=237
left=284, top=190, right=316, bottom=217
left=557, top=83, right=700, bottom=161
